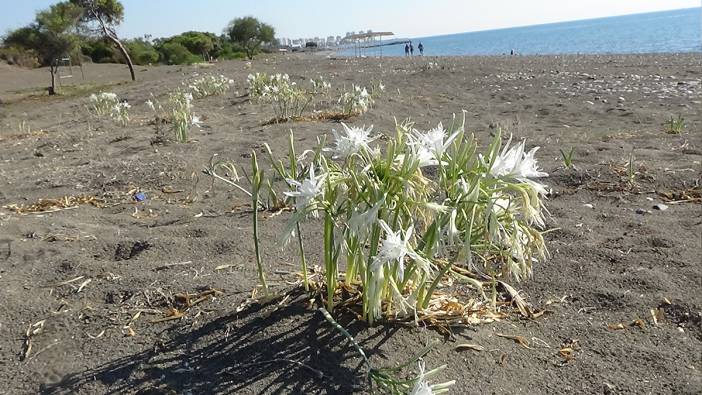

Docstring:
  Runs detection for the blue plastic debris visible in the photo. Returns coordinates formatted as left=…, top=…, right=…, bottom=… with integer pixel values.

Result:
left=133, top=192, right=147, bottom=202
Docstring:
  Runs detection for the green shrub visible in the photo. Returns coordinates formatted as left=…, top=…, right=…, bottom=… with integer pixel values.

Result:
left=218, top=50, right=247, bottom=60
left=0, top=46, right=40, bottom=68
left=3, top=26, right=43, bottom=50
left=124, top=39, right=159, bottom=65
left=81, top=38, right=118, bottom=63
left=157, top=41, right=200, bottom=65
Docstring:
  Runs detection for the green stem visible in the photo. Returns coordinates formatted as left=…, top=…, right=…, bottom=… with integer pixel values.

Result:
left=324, top=211, right=335, bottom=311
left=421, top=261, right=452, bottom=309
left=296, top=222, right=309, bottom=291
left=251, top=159, right=269, bottom=296
left=318, top=307, right=371, bottom=369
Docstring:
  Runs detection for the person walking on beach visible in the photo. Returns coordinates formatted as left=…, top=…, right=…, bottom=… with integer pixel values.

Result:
left=418, top=42, right=424, bottom=56
left=404, top=43, right=410, bottom=56
left=410, top=42, right=414, bottom=56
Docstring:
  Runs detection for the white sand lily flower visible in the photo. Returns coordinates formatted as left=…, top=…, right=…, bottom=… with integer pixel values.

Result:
left=348, top=197, right=385, bottom=237
left=145, top=100, right=155, bottom=111
left=409, top=360, right=455, bottom=395
left=410, top=361, right=433, bottom=395
left=326, top=123, right=377, bottom=159
left=284, top=166, right=326, bottom=214
left=412, top=123, right=460, bottom=161
left=489, top=137, right=549, bottom=195
left=191, top=115, right=202, bottom=127
left=99, top=92, right=117, bottom=101
left=401, top=141, right=439, bottom=168
left=372, top=220, right=428, bottom=282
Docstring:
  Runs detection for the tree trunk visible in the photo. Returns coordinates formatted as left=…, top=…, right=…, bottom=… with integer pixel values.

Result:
left=48, top=64, right=57, bottom=95
left=107, top=33, right=136, bottom=81
left=94, top=11, right=135, bottom=81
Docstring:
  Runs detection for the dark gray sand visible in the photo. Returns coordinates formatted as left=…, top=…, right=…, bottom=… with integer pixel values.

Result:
left=0, top=53, right=700, bottom=394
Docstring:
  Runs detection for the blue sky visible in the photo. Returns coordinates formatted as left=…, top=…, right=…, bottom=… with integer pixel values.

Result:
left=1, top=0, right=699, bottom=39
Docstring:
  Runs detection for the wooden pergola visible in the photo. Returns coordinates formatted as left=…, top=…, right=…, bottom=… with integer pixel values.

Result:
left=342, top=31, right=395, bottom=57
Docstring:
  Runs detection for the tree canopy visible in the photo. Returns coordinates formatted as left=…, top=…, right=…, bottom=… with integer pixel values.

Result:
left=226, top=17, right=275, bottom=60
left=31, top=2, right=82, bottom=66
left=69, top=0, right=135, bottom=80
left=70, top=0, right=124, bottom=26
left=2, top=6, right=274, bottom=70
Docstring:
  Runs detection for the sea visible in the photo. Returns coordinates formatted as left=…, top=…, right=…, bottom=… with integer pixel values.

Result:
left=341, top=8, right=702, bottom=57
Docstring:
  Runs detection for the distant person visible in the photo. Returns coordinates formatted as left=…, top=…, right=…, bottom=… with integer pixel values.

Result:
left=410, top=42, right=414, bottom=56
left=405, top=43, right=410, bottom=56
left=418, top=42, right=424, bottom=55
left=510, top=49, right=515, bottom=56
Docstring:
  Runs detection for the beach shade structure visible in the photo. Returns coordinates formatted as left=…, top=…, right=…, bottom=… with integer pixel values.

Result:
left=342, top=31, right=394, bottom=57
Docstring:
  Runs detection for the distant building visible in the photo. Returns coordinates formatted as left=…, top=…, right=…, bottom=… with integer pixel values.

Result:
left=276, top=30, right=382, bottom=50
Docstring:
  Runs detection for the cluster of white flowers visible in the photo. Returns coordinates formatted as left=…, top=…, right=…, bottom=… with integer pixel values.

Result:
left=169, top=89, right=200, bottom=142
left=310, top=76, right=331, bottom=95
left=89, top=92, right=129, bottom=125
left=487, top=136, right=549, bottom=196
left=400, top=123, right=461, bottom=167
left=369, top=79, right=385, bottom=98
left=274, top=115, right=549, bottom=324
left=247, top=73, right=296, bottom=101
left=188, top=74, right=234, bottom=98
left=283, top=165, right=326, bottom=216
left=246, top=72, right=316, bottom=119
left=339, top=84, right=373, bottom=115
left=325, top=123, right=377, bottom=159
left=246, top=72, right=268, bottom=100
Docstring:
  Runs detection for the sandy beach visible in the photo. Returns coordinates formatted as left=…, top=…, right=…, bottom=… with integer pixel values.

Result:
left=0, top=53, right=700, bottom=394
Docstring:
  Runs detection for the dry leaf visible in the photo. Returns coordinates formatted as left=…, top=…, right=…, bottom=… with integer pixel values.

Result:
left=559, top=347, right=574, bottom=361
left=496, top=333, right=531, bottom=349
left=631, top=319, right=645, bottom=329
left=650, top=308, right=665, bottom=325
left=455, top=343, right=485, bottom=352
left=161, top=186, right=184, bottom=193
left=607, top=323, right=626, bottom=330
left=498, top=281, right=529, bottom=317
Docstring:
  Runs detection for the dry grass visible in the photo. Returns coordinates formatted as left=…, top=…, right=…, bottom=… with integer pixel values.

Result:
left=3, top=195, right=105, bottom=214
left=0, top=129, right=49, bottom=143
left=262, top=111, right=356, bottom=125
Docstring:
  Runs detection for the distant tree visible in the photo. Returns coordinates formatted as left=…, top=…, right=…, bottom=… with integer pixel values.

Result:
left=180, top=31, right=215, bottom=61
left=70, top=0, right=135, bottom=80
left=34, top=2, right=83, bottom=94
left=4, top=26, right=44, bottom=49
left=160, top=31, right=216, bottom=61
left=80, top=37, right=118, bottom=63
left=225, top=17, right=275, bottom=60
left=157, top=41, right=200, bottom=65
left=124, top=38, right=159, bottom=65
